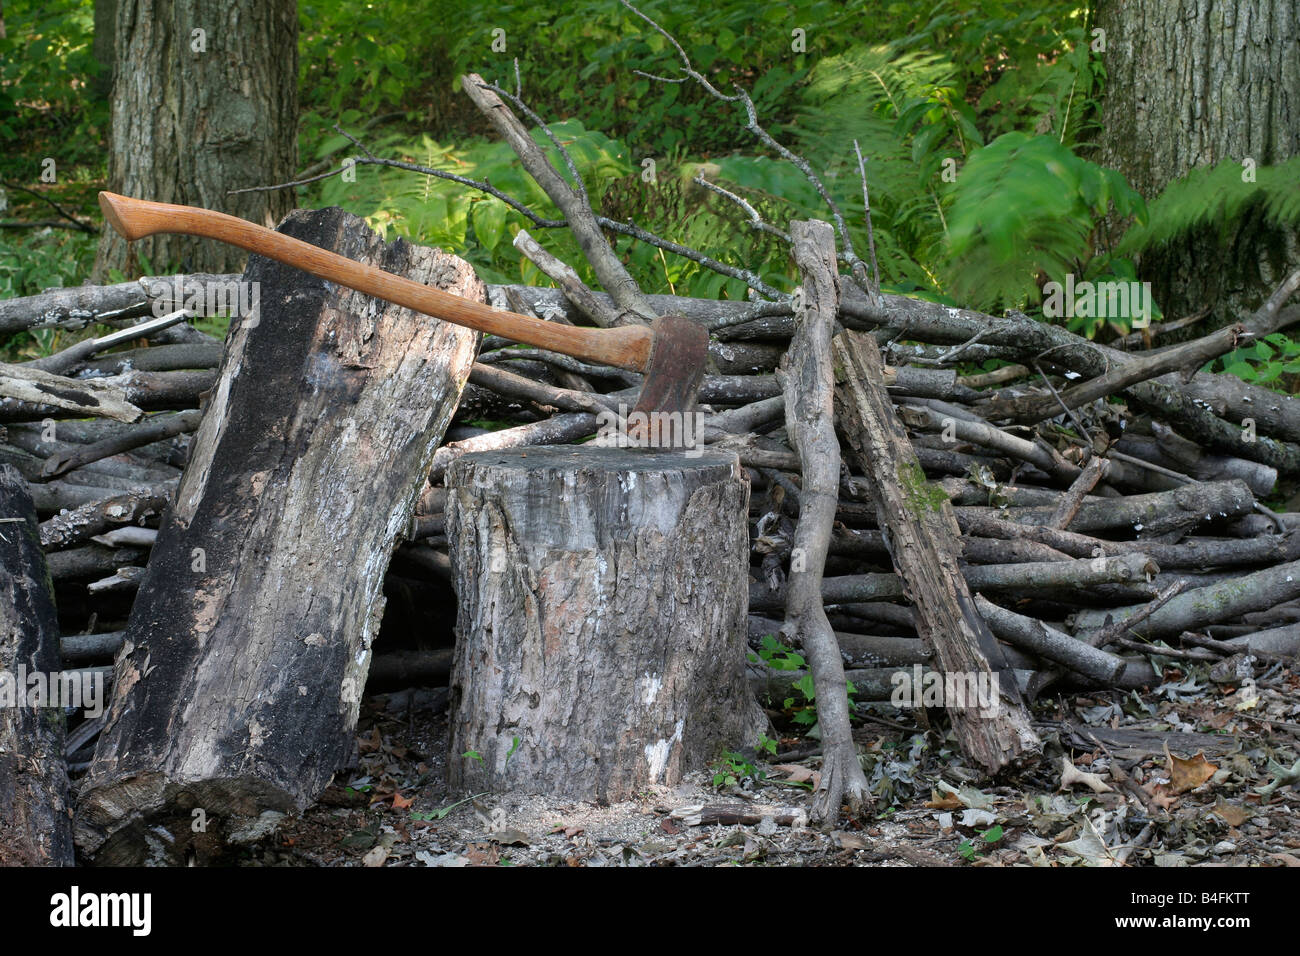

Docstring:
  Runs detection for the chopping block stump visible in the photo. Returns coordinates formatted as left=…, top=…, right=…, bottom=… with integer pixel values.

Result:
left=445, top=446, right=763, bottom=801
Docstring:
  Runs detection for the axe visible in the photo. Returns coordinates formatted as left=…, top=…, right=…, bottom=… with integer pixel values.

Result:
left=97, top=192, right=709, bottom=426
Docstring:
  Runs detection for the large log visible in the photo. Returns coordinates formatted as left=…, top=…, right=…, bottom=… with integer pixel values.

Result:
left=0, top=465, right=75, bottom=865
left=75, top=208, right=481, bottom=864
left=445, top=446, right=762, bottom=802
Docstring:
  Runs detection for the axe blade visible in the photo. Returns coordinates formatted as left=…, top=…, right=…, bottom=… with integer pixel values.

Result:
left=629, top=314, right=709, bottom=430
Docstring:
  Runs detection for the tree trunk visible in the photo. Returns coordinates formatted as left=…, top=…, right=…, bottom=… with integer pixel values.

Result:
left=92, top=0, right=116, bottom=99
left=93, top=0, right=298, bottom=279
left=445, top=446, right=763, bottom=802
left=0, top=465, right=75, bottom=866
left=75, top=208, right=481, bottom=865
left=1096, top=0, right=1300, bottom=321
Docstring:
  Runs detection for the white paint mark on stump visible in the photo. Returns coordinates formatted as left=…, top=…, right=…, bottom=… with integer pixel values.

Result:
left=638, top=672, right=663, bottom=705
left=644, top=718, right=684, bottom=780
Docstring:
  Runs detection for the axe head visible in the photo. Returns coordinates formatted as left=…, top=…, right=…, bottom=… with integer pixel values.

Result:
left=626, top=314, right=709, bottom=446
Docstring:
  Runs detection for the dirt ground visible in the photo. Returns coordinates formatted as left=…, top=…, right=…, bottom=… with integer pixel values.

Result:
left=241, top=656, right=1300, bottom=868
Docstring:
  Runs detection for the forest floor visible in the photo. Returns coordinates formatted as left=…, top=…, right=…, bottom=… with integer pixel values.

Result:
left=253, top=671, right=1300, bottom=868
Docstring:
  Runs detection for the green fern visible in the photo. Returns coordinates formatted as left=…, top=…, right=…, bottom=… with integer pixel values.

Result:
left=943, top=133, right=1145, bottom=311
left=1117, top=156, right=1300, bottom=255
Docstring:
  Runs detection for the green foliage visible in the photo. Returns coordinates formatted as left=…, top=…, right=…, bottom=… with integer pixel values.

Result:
left=749, top=633, right=805, bottom=671
left=0, top=227, right=98, bottom=301
left=409, top=791, right=488, bottom=822
left=711, top=750, right=763, bottom=789
left=748, top=635, right=856, bottom=730
left=1210, top=332, right=1300, bottom=394
left=1117, top=156, right=1300, bottom=255
left=0, top=0, right=108, bottom=183
left=944, top=132, right=1144, bottom=311
left=958, top=824, right=1005, bottom=861
left=308, top=120, right=632, bottom=286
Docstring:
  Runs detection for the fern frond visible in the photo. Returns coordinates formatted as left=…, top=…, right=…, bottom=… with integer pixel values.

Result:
left=1117, top=156, right=1300, bottom=255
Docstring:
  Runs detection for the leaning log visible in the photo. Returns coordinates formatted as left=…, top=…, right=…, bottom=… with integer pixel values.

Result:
left=832, top=329, right=1041, bottom=773
left=75, top=208, right=481, bottom=864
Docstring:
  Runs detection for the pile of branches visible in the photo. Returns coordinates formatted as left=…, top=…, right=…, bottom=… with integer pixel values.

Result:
left=3, top=0, right=1299, bottom=820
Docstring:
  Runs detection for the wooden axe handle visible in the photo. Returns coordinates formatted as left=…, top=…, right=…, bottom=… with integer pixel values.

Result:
left=98, top=192, right=653, bottom=372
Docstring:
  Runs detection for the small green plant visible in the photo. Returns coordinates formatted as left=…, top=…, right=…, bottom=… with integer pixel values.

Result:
left=750, top=635, right=857, bottom=728
left=504, top=735, right=522, bottom=767
left=462, top=749, right=484, bottom=763
left=958, top=824, right=1005, bottom=861
left=757, top=733, right=778, bottom=757
left=1210, top=332, right=1300, bottom=393
left=409, top=792, right=488, bottom=822
left=711, top=751, right=763, bottom=789
left=748, top=633, right=805, bottom=671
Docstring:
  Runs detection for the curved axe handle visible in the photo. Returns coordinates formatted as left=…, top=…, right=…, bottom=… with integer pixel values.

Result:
left=98, top=192, right=653, bottom=373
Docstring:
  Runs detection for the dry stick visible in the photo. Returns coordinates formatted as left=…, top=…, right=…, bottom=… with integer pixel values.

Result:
left=41, top=409, right=201, bottom=479
left=898, top=403, right=1080, bottom=483
left=466, top=363, right=615, bottom=418
left=957, top=509, right=1300, bottom=568
left=498, top=287, right=596, bottom=394
left=959, top=364, right=1030, bottom=388
left=512, top=229, right=619, bottom=328
left=1080, top=581, right=1187, bottom=650
left=690, top=176, right=793, bottom=244
left=0, top=362, right=144, bottom=423
left=38, top=488, right=171, bottom=551
left=780, top=220, right=872, bottom=822
left=832, top=329, right=1040, bottom=773
left=461, top=72, right=656, bottom=324
left=1049, top=456, right=1109, bottom=530
left=1073, top=560, right=1300, bottom=640
left=974, top=596, right=1127, bottom=683
left=749, top=552, right=1158, bottom=610
left=981, top=324, right=1250, bottom=425
left=852, top=139, right=882, bottom=301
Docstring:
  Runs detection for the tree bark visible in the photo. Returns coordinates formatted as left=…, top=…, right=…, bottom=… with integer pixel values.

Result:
left=94, top=0, right=298, bottom=278
left=446, top=446, right=762, bottom=802
left=1096, top=0, right=1300, bottom=321
left=75, top=208, right=481, bottom=864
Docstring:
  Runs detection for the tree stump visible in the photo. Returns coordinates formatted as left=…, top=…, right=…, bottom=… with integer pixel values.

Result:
left=446, top=446, right=763, bottom=802
left=0, top=465, right=75, bottom=865
left=75, top=208, right=480, bottom=864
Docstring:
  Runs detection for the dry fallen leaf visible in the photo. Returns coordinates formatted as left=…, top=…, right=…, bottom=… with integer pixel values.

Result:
left=361, top=846, right=389, bottom=867
left=357, top=727, right=383, bottom=755
left=391, top=792, right=413, bottom=810
left=773, top=763, right=816, bottom=783
left=1060, top=757, right=1114, bottom=794
left=1164, top=743, right=1217, bottom=795
left=926, top=789, right=963, bottom=810
left=832, top=830, right=871, bottom=850
left=1210, top=798, right=1250, bottom=827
